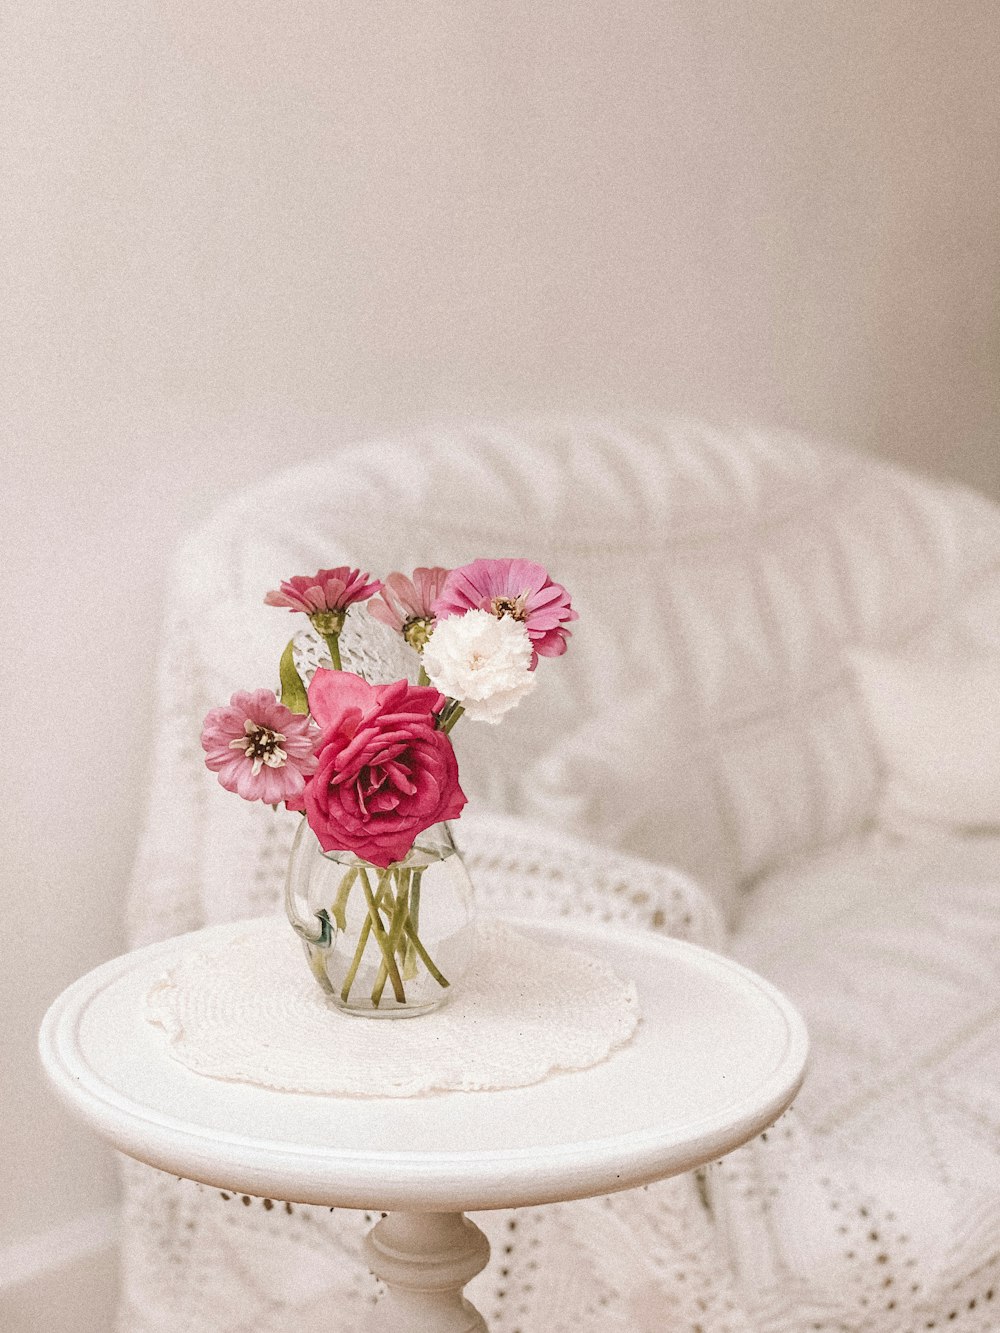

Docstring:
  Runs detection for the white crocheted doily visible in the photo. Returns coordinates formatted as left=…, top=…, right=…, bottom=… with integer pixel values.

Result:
left=146, top=917, right=640, bottom=1097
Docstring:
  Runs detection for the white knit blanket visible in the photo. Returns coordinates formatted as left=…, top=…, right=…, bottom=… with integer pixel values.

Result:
left=722, top=830, right=1000, bottom=1332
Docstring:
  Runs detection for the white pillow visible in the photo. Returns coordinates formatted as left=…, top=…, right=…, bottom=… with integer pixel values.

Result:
left=520, top=687, right=741, bottom=928
left=848, top=647, right=1000, bottom=832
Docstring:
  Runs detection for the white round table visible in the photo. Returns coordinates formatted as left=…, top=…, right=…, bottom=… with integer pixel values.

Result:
left=39, top=917, right=808, bottom=1331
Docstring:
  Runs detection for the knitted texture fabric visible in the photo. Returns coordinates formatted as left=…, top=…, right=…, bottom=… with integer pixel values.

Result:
left=723, top=831, right=1000, bottom=1332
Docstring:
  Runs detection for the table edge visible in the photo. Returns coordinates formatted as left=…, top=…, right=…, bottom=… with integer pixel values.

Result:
left=39, top=916, right=809, bottom=1211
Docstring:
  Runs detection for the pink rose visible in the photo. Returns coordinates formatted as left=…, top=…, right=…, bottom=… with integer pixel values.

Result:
left=302, top=669, right=467, bottom=867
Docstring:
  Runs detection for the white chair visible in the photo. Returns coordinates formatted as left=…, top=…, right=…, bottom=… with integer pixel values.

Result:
left=120, top=416, right=1000, bottom=1331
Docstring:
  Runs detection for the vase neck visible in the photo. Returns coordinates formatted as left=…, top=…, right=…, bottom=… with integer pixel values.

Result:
left=319, top=819, right=457, bottom=869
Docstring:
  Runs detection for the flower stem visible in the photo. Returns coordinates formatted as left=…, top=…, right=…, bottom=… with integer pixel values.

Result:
left=440, top=703, right=464, bottom=734
left=403, top=870, right=422, bottom=980
left=330, top=867, right=358, bottom=931
left=393, top=869, right=411, bottom=965
left=403, top=917, right=450, bottom=988
left=322, top=632, right=343, bottom=671
left=372, top=870, right=411, bottom=1006
left=417, top=666, right=430, bottom=687
left=340, top=915, right=371, bottom=1003
left=358, top=867, right=406, bottom=1003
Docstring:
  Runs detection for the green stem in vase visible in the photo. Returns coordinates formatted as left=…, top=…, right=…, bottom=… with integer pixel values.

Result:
left=358, top=867, right=406, bottom=1003
left=372, top=870, right=411, bottom=1006
left=403, top=869, right=423, bottom=981
left=393, top=869, right=411, bottom=965
left=374, top=872, right=395, bottom=912
left=330, top=867, right=358, bottom=932
left=403, top=916, right=450, bottom=989
left=340, top=915, right=372, bottom=1003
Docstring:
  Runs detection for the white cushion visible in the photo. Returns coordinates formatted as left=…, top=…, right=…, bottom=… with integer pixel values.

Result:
left=849, top=648, right=1000, bottom=832
left=521, top=686, right=741, bottom=926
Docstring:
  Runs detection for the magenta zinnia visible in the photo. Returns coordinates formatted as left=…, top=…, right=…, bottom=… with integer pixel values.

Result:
left=264, top=567, right=382, bottom=635
left=368, top=566, right=450, bottom=650
left=433, top=558, right=577, bottom=665
left=201, top=689, right=318, bottom=804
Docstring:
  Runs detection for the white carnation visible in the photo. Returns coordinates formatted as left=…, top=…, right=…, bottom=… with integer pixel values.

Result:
left=424, top=610, right=537, bottom=723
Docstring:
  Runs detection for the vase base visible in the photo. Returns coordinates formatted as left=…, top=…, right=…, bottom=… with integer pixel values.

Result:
left=324, top=994, right=451, bottom=1020
left=303, top=942, right=454, bottom=1019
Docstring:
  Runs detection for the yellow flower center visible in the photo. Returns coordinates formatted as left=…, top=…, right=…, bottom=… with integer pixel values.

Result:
left=490, top=594, right=528, bottom=621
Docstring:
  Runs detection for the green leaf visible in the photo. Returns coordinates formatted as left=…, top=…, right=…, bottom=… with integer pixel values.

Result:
left=279, top=638, right=309, bottom=714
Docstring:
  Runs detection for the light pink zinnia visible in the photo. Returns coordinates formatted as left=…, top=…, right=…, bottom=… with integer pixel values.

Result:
left=201, top=689, right=318, bottom=805
left=432, top=558, right=578, bottom=665
left=368, top=567, right=451, bottom=649
left=264, top=567, right=382, bottom=634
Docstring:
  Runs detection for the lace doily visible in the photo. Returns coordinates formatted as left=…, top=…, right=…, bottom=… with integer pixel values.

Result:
left=146, top=917, right=640, bottom=1097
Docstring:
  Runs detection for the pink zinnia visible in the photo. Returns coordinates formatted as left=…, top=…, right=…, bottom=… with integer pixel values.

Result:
left=201, top=689, right=318, bottom=805
left=264, top=567, right=382, bottom=634
left=368, top=567, right=451, bottom=649
left=432, top=558, right=578, bottom=665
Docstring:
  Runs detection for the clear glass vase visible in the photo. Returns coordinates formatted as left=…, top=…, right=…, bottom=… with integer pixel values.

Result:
left=284, top=818, right=476, bottom=1017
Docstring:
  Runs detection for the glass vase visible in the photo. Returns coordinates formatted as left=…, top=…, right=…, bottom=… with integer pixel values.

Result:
left=284, top=818, right=476, bottom=1017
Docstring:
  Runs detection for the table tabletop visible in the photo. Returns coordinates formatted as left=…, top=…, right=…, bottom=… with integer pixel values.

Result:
left=39, top=916, right=808, bottom=1214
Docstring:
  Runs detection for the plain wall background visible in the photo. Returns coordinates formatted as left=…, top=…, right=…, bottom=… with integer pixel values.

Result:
left=2, top=0, right=999, bottom=1318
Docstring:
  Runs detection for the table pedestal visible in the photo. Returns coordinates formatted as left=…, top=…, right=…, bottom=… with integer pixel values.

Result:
left=363, top=1211, right=491, bottom=1332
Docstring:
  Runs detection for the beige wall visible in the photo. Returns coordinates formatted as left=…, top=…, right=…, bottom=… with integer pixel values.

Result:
left=2, top=0, right=999, bottom=1319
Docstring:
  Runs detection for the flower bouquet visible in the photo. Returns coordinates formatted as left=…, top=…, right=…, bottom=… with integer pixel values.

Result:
left=201, top=559, right=577, bottom=1016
